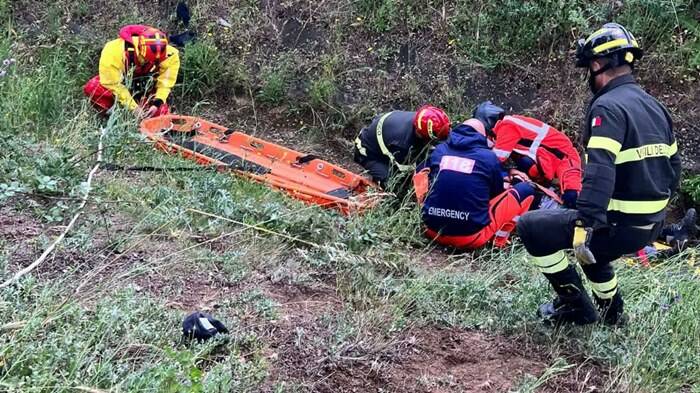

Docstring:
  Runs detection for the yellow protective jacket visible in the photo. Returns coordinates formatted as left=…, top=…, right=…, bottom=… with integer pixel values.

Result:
left=98, top=38, right=180, bottom=110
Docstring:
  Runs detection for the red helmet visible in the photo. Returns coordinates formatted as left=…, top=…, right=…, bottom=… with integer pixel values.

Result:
left=414, top=105, right=451, bottom=140
left=136, top=27, right=168, bottom=65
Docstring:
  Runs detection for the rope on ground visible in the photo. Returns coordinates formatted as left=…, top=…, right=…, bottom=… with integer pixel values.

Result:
left=0, top=127, right=108, bottom=289
left=186, top=208, right=321, bottom=249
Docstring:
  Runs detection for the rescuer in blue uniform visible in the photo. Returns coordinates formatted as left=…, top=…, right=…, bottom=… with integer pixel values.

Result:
left=419, top=119, right=535, bottom=249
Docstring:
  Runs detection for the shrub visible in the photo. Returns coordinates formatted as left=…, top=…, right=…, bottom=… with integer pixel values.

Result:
left=681, top=174, right=700, bottom=206
left=309, top=77, right=336, bottom=108
left=450, top=0, right=606, bottom=66
left=356, top=0, right=399, bottom=33
left=446, top=0, right=699, bottom=68
left=177, top=41, right=229, bottom=101
left=257, top=65, right=292, bottom=105
left=308, top=55, right=338, bottom=110
left=0, top=53, right=78, bottom=135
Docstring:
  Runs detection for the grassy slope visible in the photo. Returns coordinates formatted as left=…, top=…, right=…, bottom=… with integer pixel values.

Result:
left=1, top=0, right=700, bottom=392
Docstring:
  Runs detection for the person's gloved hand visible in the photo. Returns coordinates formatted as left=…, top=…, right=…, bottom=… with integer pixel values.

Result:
left=154, top=102, right=169, bottom=117
left=150, top=99, right=170, bottom=117
left=136, top=99, right=170, bottom=119
left=562, top=190, right=578, bottom=209
left=135, top=105, right=158, bottom=119
left=572, top=222, right=596, bottom=265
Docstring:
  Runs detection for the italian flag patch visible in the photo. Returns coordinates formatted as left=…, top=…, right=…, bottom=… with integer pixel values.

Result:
left=591, top=116, right=602, bottom=127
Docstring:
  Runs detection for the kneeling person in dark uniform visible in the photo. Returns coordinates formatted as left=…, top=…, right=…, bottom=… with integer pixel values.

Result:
left=354, top=105, right=450, bottom=188
left=517, top=23, right=682, bottom=326
left=419, top=119, right=536, bottom=249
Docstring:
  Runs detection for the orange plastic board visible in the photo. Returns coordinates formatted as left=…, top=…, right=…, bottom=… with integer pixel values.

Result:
left=139, top=115, right=381, bottom=214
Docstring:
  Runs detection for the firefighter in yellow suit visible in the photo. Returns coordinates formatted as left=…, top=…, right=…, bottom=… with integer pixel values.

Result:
left=83, top=25, right=180, bottom=117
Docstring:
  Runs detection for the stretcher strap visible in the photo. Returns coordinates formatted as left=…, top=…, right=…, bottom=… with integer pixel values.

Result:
left=162, top=131, right=270, bottom=175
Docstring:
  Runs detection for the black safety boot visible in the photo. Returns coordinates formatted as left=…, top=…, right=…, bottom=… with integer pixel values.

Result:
left=594, top=291, right=627, bottom=326
left=667, top=208, right=697, bottom=252
left=538, top=265, right=599, bottom=326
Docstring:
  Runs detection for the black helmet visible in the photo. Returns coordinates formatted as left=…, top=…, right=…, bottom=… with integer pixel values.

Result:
left=182, top=311, right=229, bottom=341
left=472, top=101, right=505, bottom=136
left=576, top=23, right=643, bottom=68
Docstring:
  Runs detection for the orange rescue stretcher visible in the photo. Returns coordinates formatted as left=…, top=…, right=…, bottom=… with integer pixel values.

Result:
left=139, top=115, right=381, bottom=215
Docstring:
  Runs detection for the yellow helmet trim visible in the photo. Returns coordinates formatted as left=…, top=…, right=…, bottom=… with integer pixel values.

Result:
left=585, top=28, right=613, bottom=44
left=416, top=110, right=425, bottom=131
left=427, top=119, right=435, bottom=139
left=592, top=38, right=628, bottom=54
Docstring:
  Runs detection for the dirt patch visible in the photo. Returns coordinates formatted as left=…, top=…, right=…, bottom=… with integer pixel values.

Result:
left=261, top=283, right=345, bottom=387
left=409, top=246, right=468, bottom=272
left=1, top=199, right=51, bottom=276
left=0, top=199, right=150, bottom=282
left=265, top=323, right=604, bottom=392
left=384, top=328, right=604, bottom=393
left=257, top=278, right=604, bottom=393
left=0, top=201, right=45, bottom=244
left=281, top=18, right=325, bottom=51
left=133, top=258, right=242, bottom=311
left=384, top=329, right=546, bottom=392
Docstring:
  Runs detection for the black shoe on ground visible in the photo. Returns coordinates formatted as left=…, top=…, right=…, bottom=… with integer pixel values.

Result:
left=537, top=293, right=599, bottom=326
left=669, top=208, right=697, bottom=252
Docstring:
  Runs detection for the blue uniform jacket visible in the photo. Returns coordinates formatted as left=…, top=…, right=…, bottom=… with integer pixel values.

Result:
left=421, top=124, right=505, bottom=236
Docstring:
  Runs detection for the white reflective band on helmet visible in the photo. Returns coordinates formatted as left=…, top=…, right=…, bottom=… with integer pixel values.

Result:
left=503, top=116, right=550, bottom=160
left=376, top=112, right=414, bottom=172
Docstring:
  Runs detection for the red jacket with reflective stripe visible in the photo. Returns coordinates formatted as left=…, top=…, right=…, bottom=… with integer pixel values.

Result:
left=492, top=115, right=582, bottom=192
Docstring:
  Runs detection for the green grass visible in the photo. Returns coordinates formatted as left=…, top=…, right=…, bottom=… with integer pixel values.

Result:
left=256, top=55, right=297, bottom=106
left=445, top=0, right=700, bottom=68
left=1, top=1, right=700, bottom=391
left=177, top=41, right=230, bottom=102
left=1, top=281, right=270, bottom=392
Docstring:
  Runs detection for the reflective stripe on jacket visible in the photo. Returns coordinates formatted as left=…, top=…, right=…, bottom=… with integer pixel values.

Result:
left=355, top=111, right=427, bottom=169
left=492, top=115, right=582, bottom=192
left=578, top=74, right=681, bottom=228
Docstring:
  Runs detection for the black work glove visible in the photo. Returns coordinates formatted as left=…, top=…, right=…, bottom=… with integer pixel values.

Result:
left=562, top=190, right=578, bottom=209
left=182, top=311, right=229, bottom=341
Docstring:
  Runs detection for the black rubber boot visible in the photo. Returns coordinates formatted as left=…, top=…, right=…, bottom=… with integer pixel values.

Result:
left=665, top=208, right=697, bottom=252
left=537, top=265, right=599, bottom=326
left=594, top=291, right=627, bottom=326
